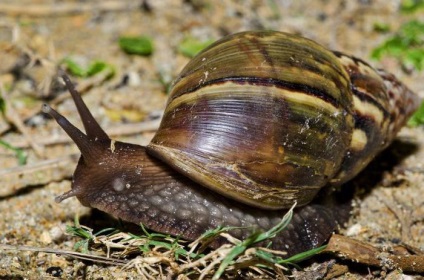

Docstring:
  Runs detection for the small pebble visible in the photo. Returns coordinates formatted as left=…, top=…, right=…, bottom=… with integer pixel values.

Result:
left=46, top=266, right=63, bottom=277
left=39, top=230, right=52, bottom=244
left=345, top=223, right=363, bottom=236
left=49, top=225, right=66, bottom=243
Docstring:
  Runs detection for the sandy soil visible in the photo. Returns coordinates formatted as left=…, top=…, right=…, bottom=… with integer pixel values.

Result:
left=0, top=0, right=423, bottom=279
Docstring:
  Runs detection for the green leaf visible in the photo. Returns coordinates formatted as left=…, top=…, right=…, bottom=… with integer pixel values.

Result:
left=401, top=0, right=424, bottom=13
left=66, top=216, right=118, bottom=254
left=119, top=36, right=153, bottom=56
left=212, top=204, right=296, bottom=280
left=371, top=20, right=424, bottom=71
left=198, top=225, right=243, bottom=241
left=73, top=240, right=89, bottom=252
left=213, top=246, right=246, bottom=280
left=62, top=58, right=86, bottom=77
left=66, top=224, right=92, bottom=253
left=373, top=22, right=391, bottom=33
left=86, top=61, right=112, bottom=77
left=66, top=225, right=92, bottom=239
left=252, top=244, right=327, bottom=271
left=178, top=37, right=214, bottom=58
left=94, top=227, right=118, bottom=236
left=62, top=58, right=115, bottom=78
left=408, top=100, right=424, bottom=126
left=280, top=245, right=327, bottom=264
left=0, top=139, right=27, bottom=165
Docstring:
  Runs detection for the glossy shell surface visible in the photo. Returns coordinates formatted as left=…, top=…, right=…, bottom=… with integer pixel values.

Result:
left=148, top=31, right=356, bottom=209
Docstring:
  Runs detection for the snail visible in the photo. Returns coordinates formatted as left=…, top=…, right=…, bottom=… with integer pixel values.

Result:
left=42, top=31, right=418, bottom=257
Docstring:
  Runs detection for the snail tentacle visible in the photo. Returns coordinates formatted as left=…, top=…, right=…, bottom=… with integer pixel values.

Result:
left=42, top=103, right=100, bottom=162
left=59, top=71, right=109, bottom=141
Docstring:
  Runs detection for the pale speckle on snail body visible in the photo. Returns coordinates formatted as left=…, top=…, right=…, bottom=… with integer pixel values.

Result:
left=42, top=31, right=419, bottom=257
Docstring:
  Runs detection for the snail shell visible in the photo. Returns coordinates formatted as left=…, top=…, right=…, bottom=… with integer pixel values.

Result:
left=148, top=31, right=418, bottom=209
left=43, top=31, right=418, bottom=256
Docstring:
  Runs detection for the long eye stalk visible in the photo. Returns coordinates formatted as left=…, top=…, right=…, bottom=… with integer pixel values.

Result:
left=59, top=70, right=109, bottom=141
left=42, top=72, right=110, bottom=163
left=42, top=104, right=98, bottom=163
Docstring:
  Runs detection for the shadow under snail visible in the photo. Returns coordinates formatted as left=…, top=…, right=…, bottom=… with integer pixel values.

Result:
left=42, top=31, right=419, bottom=257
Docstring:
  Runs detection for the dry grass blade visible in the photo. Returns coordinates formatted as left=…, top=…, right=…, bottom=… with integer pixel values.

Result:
left=0, top=244, right=127, bottom=266
left=55, top=206, right=310, bottom=279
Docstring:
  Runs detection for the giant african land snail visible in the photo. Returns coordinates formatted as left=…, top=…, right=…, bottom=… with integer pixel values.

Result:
left=42, top=31, right=419, bottom=256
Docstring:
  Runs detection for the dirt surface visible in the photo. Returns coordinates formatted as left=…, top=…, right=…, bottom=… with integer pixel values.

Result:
left=0, top=0, right=423, bottom=279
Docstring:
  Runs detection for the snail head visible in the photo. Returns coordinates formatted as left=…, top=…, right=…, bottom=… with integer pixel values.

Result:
left=42, top=73, right=145, bottom=207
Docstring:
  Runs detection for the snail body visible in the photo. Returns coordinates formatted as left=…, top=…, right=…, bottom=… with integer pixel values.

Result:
left=43, top=31, right=418, bottom=256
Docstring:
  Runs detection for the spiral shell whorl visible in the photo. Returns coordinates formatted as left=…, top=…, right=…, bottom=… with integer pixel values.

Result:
left=377, top=69, right=420, bottom=139
left=331, top=52, right=420, bottom=185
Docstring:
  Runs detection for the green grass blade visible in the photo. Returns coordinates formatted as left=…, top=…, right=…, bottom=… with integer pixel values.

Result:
left=212, top=204, right=296, bottom=279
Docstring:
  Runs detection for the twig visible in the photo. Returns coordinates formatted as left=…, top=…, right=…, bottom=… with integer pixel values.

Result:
left=10, top=118, right=161, bottom=149
left=0, top=82, right=45, bottom=157
left=200, top=247, right=232, bottom=280
left=0, top=154, right=78, bottom=197
left=0, top=119, right=10, bottom=135
left=0, top=244, right=127, bottom=266
left=324, top=234, right=424, bottom=273
left=0, top=1, right=142, bottom=17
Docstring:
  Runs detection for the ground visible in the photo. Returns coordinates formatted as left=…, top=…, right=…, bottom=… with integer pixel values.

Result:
left=0, top=0, right=423, bottom=279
